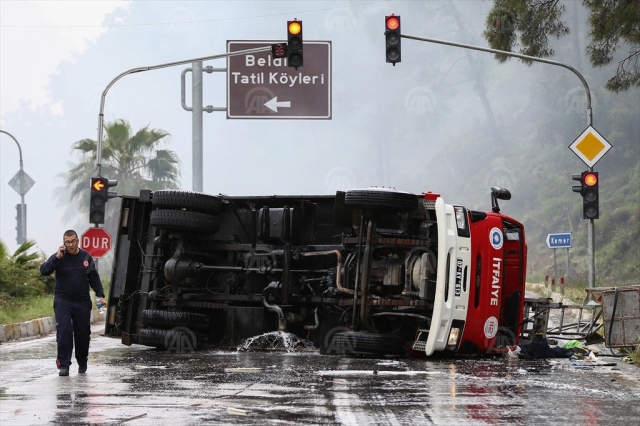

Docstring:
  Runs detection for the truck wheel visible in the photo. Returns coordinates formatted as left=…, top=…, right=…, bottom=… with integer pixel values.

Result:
left=137, top=328, right=208, bottom=350
left=152, top=190, right=222, bottom=213
left=345, top=188, right=418, bottom=211
left=150, top=209, right=220, bottom=233
left=329, top=332, right=406, bottom=356
left=142, top=309, right=210, bottom=332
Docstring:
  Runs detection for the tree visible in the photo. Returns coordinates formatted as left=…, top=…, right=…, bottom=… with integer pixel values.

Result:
left=56, top=119, right=181, bottom=230
left=483, top=0, right=640, bottom=92
left=0, top=238, right=40, bottom=267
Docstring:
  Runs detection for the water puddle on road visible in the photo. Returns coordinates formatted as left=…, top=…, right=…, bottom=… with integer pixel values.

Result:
left=236, top=331, right=314, bottom=353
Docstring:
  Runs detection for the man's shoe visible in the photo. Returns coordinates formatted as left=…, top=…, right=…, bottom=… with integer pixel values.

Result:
left=59, top=367, right=69, bottom=376
left=78, top=364, right=87, bottom=374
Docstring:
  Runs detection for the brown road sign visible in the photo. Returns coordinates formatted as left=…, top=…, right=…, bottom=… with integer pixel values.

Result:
left=227, top=40, right=331, bottom=119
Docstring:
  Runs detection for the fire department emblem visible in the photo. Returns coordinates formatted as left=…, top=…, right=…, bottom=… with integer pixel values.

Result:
left=83, top=260, right=89, bottom=268
left=484, top=316, right=498, bottom=339
left=489, top=227, right=503, bottom=250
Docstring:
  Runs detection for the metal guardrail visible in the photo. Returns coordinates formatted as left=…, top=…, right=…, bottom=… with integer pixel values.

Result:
left=546, top=302, right=604, bottom=344
left=519, top=297, right=605, bottom=345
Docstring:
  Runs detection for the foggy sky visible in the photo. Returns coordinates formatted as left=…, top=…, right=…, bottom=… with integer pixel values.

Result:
left=0, top=0, right=631, bottom=256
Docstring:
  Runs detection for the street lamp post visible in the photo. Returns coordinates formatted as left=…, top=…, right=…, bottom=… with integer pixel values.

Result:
left=94, top=46, right=271, bottom=191
left=0, top=130, right=35, bottom=244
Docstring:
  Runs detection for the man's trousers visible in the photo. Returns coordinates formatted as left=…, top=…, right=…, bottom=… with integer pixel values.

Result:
left=54, top=297, right=92, bottom=368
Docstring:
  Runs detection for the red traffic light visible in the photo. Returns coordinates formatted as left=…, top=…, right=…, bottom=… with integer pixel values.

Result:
left=386, top=16, right=399, bottom=30
left=584, top=173, right=598, bottom=186
left=385, top=15, right=401, bottom=64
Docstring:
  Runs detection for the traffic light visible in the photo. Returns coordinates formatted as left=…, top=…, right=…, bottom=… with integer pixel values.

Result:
left=571, top=173, right=583, bottom=195
left=582, top=171, right=599, bottom=219
left=572, top=171, right=599, bottom=219
left=90, top=177, right=118, bottom=224
left=287, top=20, right=303, bottom=68
left=385, top=15, right=401, bottom=65
left=15, top=203, right=26, bottom=244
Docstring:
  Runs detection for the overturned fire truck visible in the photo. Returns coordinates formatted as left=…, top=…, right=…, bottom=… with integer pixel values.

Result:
left=104, top=186, right=527, bottom=356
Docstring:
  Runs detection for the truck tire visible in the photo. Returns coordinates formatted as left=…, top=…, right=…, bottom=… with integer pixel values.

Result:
left=345, top=188, right=418, bottom=211
left=137, top=328, right=208, bottom=350
left=142, top=309, right=210, bottom=331
left=150, top=209, right=220, bottom=233
left=330, top=332, right=406, bottom=356
left=152, top=190, right=222, bottom=214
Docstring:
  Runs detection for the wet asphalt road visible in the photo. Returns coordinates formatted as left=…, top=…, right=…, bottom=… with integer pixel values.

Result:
left=1, top=324, right=640, bottom=425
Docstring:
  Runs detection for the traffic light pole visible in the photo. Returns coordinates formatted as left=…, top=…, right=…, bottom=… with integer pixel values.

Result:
left=0, top=130, right=27, bottom=244
left=94, top=46, right=272, bottom=180
left=400, top=33, right=596, bottom=288
left=588, top=219, right=595, bottom=288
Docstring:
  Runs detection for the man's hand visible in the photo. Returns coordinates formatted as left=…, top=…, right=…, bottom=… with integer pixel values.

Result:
left=56, top=245, right=65, bottom=259
left=98, top=297, right=106, bottom=307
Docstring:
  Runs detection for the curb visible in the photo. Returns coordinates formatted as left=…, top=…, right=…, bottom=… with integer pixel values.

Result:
left=0, top=310, right=106, bottom=344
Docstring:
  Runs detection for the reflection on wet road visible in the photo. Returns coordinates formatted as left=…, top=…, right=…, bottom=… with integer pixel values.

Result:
left=1, top=329, right=639, bottom=425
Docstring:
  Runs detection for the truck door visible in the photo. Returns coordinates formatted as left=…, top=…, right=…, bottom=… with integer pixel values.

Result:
left=498, top=220, right=526, bottom=346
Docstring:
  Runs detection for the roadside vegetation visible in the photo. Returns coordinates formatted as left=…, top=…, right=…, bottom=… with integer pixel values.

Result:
left=527, top=278, right=594, bottom=304
left=624, top=346, right=640, bottom=365
left=0, top=280, right=111, bottom=325
left=0, top=239, right=55, bottom=324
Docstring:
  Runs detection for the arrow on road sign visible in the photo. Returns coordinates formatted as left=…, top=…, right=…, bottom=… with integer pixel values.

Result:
left=227, top=41, right=331, bottom=119
left=264, top=97, right=291, bottom=113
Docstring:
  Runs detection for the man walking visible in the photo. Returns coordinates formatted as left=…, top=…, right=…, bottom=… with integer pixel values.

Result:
left=41, top=230, right=106, bottom=376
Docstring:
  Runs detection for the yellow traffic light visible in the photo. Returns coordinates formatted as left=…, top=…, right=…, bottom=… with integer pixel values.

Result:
left=288, top=21, right=301, bottom=35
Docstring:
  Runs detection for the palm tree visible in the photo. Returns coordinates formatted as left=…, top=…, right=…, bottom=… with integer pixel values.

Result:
left=55, top=119, right=181, bottom=232
left=0, top=239, right=40, bottom=266
left=0, top=238, right=52, bottom=298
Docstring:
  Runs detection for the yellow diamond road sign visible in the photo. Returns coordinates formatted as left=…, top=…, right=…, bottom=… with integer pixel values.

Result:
left=569, top=126, right=612, bottom=168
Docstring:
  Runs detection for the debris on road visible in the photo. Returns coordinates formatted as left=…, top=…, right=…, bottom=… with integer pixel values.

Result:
left=227, top=407, right=252, bottom=415
left=119, top=413, right=148, bottom=423
left=224, top=367, right=264, bottom=373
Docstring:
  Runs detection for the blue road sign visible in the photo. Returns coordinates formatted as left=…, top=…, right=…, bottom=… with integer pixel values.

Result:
left=546, top=232, right=572, bottom=249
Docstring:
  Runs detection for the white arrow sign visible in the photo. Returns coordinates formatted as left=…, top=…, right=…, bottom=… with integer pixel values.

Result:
left=264, top=97, right=291, bottom=113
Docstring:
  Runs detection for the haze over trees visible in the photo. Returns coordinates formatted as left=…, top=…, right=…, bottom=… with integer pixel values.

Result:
left=483, top=0, right=640, bottom=92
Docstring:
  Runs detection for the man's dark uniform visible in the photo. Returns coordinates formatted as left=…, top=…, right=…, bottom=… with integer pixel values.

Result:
left=40, top=248, right=104, bottom=370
